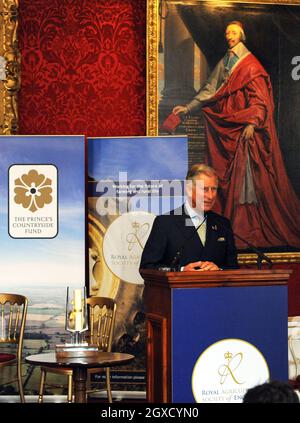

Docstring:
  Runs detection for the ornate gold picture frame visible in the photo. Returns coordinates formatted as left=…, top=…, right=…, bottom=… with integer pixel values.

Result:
left=147, top=0, right=300, bottom=264
left=0, top=0, right=20, bottom=134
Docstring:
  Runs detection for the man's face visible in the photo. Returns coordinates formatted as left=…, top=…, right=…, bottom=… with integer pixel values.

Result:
left=187, top=174, right=218, bottom=213
left=225, top=24, right=242, bottom=49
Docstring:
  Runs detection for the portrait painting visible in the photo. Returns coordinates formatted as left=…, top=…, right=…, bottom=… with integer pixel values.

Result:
left=147, top=0, right=300, bottom=262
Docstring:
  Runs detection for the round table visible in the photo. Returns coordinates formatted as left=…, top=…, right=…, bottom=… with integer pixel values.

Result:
left=26, top=351, right=134, bottom=403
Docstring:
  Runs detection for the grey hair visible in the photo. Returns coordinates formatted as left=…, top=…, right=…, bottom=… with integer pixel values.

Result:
left=186, top=164, right=218, bottom=181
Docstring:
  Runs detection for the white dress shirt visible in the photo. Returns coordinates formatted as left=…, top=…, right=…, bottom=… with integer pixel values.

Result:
left=184, top=200, right=207, bottom=245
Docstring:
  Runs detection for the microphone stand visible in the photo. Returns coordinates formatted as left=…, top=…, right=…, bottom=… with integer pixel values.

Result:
left=163, top=214, right=272, bottom=271
left=210, top=215, right=273, bottom=270
left=232, top=231, right=273, bottom=270
left=169, top=251, right=181, bottom=272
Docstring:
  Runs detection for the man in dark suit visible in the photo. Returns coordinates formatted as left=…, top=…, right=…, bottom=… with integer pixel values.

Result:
left=140, top=164, right=239, bottom=271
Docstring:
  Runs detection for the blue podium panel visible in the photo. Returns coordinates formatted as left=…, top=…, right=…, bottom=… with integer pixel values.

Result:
left=172, top=285, right=288, bottom=403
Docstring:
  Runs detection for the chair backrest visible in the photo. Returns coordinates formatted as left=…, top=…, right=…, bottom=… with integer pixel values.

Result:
left=0, top=293, right=28, bottom=361
left=86, top=297, right=116, bottom=352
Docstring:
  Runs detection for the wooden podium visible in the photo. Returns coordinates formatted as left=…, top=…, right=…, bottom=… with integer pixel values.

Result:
left=141, top=269, right=292, bottom=403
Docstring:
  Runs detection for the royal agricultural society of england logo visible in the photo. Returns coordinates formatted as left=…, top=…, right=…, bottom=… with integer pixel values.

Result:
left=9, top=165, right=58, bottom=238
left=102, top=211, right=156, bottom=284
left=191, top=338, right=270, bottom=403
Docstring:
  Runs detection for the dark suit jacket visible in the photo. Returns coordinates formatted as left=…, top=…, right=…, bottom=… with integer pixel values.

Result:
left=140, top=206, right=239, bottom=270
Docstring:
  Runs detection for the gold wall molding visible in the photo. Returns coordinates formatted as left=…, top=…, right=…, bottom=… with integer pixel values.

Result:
left=238, top=252, right=300, bottom=265
left=147, top=0, right=159, bottom=135
left=0, top=0, right=20, bottom=134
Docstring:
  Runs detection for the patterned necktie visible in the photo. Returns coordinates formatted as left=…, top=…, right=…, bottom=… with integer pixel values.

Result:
left=197, top=217, right=207, bottom=246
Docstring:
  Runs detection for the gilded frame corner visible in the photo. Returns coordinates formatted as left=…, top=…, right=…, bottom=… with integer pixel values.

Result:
left=0, top=0, right=20, bottom=135
left=146, top=0, right=300, bottom=263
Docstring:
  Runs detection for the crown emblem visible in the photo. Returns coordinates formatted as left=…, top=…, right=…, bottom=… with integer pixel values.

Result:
left=132, top=221, right=140, bottom=229
left=224, top=351, right=233, bottom=360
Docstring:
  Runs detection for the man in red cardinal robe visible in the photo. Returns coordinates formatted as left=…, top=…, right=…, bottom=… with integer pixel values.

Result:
left=173, top=21, right=300, bottom=249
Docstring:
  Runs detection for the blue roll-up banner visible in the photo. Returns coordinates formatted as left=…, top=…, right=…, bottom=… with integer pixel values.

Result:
left=87, top=135, right=188, bottom=390
left=0, top=135, right=86, bottom=395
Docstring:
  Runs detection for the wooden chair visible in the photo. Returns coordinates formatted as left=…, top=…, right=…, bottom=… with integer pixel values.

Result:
left=0, top=293, right=28, bottom=403
left=38, top=296, right=117, bottom=403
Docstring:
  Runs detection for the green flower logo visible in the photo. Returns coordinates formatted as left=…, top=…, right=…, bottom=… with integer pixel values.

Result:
left=14, top=169, right=53, bottom=213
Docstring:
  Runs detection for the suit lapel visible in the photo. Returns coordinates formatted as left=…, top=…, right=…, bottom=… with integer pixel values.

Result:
left=173, top=205, right=205, bottom=262
left=173, top=206, right=196, bottom=241
left=204, top=212, right=219, bottom=254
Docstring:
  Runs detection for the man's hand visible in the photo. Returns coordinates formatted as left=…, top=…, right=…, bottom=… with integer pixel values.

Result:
left=183, top=261, right=220, bottom=271
left=241, top=124, right=255, bottom=141
left=173, top=105, right=188, bottom=115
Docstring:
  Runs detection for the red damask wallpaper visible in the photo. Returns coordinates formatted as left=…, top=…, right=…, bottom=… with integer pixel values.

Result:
left=18, top=0, right=146, bottom=136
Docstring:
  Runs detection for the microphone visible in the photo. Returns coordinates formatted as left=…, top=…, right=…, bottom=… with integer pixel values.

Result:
left=169, top=216, right=207, bottom=271
left=214, top=218, right=272, bottom=270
